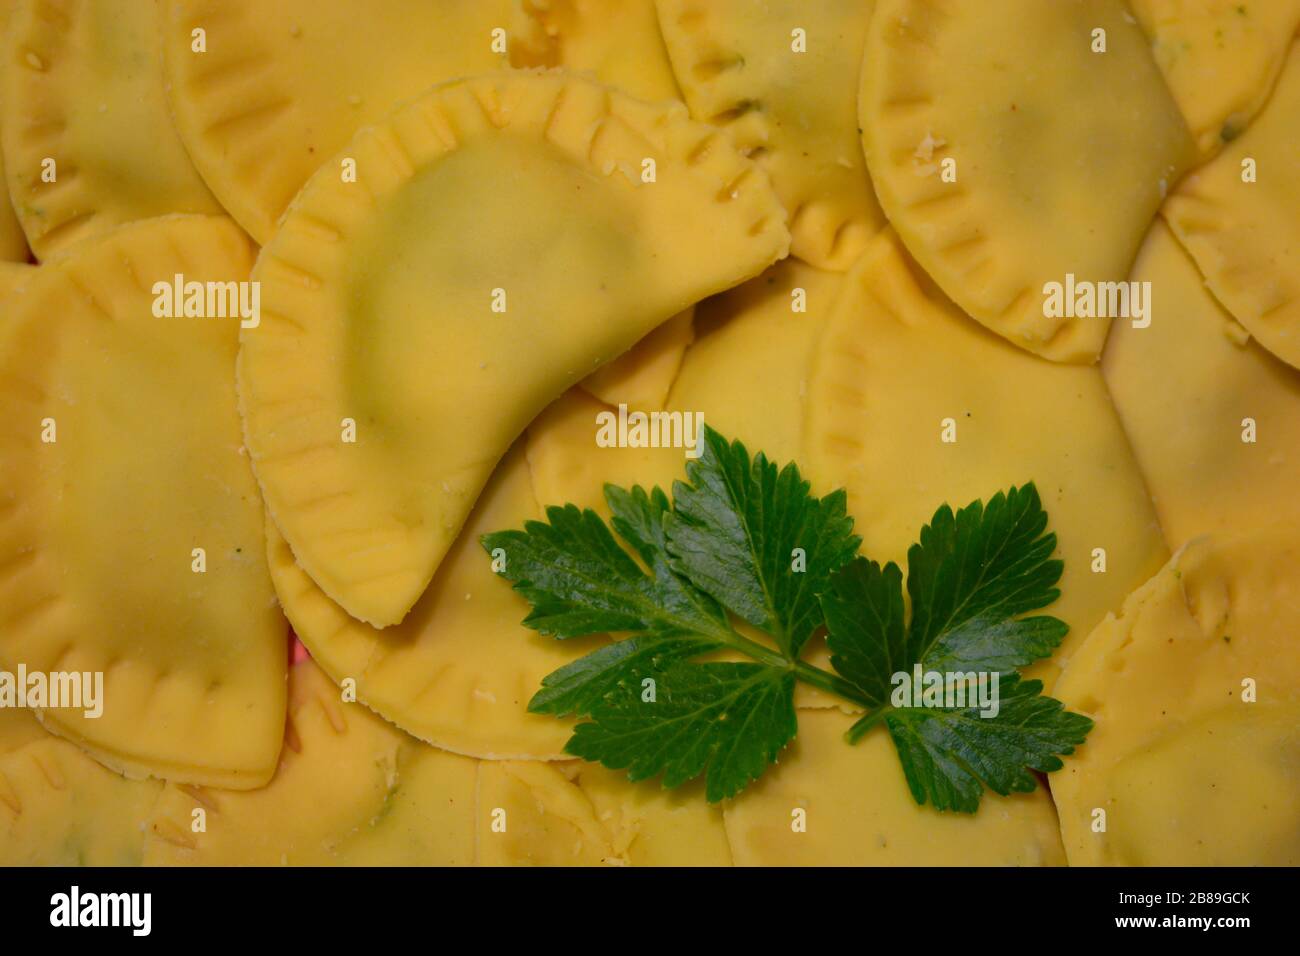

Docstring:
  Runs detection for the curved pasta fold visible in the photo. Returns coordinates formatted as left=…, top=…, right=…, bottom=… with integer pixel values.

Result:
left=238, top=70, right=788, bottom=627
left=860, top=0, right=1195, bottom=362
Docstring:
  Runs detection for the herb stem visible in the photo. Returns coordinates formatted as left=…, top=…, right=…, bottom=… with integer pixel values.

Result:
left=846, top=705, right=892, bottom=743
left=715, top=629, right=793, bottom=670
left=792, top=660, right=875, bottom=708
left=714, top=627, right=876, bottom=709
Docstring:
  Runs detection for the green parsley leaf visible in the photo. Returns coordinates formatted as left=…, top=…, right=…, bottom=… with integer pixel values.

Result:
left=667, top=426, right=860, bottom=658
left=527, top=635, right=717, bottom=718
left=816, top=557, right=906, bottom=707
left=516, top=485, right=736, bottom=719
left=485, top=429, right=1093, bottom=812
left=821, top=484, right=1092, bottom=812
left=566, top=662, right=797, bottom=802
left=886, top=673, right=1092, bottom=812
left=480, top=487, right=727, bottom=642
left=481, top=429, right=859, bottom=800
left=905, top=483, right=1067, bottom=667
left=482, top=474, right=806, bottom=800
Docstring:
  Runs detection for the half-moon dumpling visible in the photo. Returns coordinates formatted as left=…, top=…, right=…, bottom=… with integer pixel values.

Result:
left=1129, top=0, right=1300, bottom=156
left=1, top=0, right=220, bottom=258
left=1163, top=39, right=1300, bottom=371
left=0, top=215, right=287, bottom=788
left=1052, top=532, right=1300, bottom=865
left=658, top=0, right=885, bottom=271
left=238, top=70, right=789, bottom=627
left=860, top=0, right=1196, bottom=362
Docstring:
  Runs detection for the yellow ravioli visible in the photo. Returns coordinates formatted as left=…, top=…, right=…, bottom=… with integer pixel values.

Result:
left=0, top=0, right=25, bottom=261
left=0, top=731, right=161, bottom=865
left=159, top=0, right=516, bottom=245
left=1103, top=222, right=1300, bottom=547
left=581, top=307, right=693, bottom=410
left=573, top=764, right=732, bottom=865
left=861, top=0, right=1196, bottom=362
left=145, top=659, right=477, bottom=866
left=723, top=710, right=1066, bottom=865
left=657, top=0, right=885, bottom=271
left=1163, top=39, right=1300, bottom=370
left=1130, top=0, right=1300, bottom=156
left=805, top=231, right=1169, bottom=688
left=476, top=760, right=616, bottom=865
left=239, top=70, right=788, bottom=627
left=1, top=0, right=220, bottom=258
left=0, top=215, right=286, bottom=788
left=511, top=0, right=681, bottom=102
left=266, top=442, right=591, bottom=760
left=1052, top=533, right=1300, bottom=866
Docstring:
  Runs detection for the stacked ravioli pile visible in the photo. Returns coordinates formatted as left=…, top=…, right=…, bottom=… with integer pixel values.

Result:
left=0, top=0, right=1296, bottom=867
